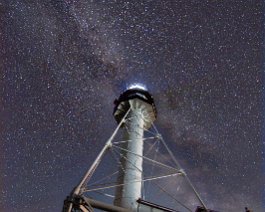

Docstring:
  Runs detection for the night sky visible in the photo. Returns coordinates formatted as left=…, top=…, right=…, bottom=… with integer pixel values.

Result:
left=1, top=0, right=264, bottom=211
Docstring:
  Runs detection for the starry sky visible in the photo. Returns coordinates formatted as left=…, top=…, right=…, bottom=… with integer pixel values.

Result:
left=1, top=0, right=264, bottom=211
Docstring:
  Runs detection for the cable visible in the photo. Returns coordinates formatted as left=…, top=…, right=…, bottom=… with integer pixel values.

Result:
left=113, top=136, right=157, bottom=145
left=112, top=145, right=179, bottom=172
left=152, top=123, right=208, bottom=209
left=84, top=172, right=182, bottom=192
left=87, top=171, right=119, bottom=187
left=151, top=180, right=193, bottom=212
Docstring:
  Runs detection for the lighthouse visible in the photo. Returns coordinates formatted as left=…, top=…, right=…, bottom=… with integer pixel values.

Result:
left=113, top=86, right=157, bottom=210
left=62, top=84, right=209, bottom=212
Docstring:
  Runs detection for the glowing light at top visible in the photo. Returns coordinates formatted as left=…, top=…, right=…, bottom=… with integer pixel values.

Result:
left=127, top=83, right=147, bottom=91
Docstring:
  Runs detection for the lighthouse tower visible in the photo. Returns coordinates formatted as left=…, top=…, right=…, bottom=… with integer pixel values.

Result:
left=113, top=87, right=157, bottom=210
left=62, top=84, right=209, bottom=212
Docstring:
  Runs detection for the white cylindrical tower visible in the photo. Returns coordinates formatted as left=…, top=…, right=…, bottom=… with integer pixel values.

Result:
left=113, top=87, right=157, bottom=211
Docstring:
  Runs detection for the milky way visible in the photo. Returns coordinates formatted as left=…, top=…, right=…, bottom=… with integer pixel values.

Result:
left=1, top=1, right=264, bottom=211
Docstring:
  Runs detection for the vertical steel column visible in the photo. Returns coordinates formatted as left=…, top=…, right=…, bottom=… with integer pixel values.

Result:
left=113, top=88, right=156, bottom=211
left=114, top=109, right=144, bottom=211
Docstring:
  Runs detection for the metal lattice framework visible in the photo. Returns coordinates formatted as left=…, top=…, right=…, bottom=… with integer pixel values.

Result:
left=63, top=107, right=208, bottom=212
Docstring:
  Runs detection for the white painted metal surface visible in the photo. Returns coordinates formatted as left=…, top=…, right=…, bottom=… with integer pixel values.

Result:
left=114, top=98, right=155, bottom=211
